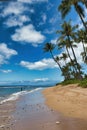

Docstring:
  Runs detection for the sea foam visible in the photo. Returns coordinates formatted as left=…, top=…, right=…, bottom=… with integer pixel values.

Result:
left=0, top=87, right=42, bottom=104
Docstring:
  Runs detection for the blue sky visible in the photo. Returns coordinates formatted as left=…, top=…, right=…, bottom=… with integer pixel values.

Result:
left=0, top=0, right=86, bottom=85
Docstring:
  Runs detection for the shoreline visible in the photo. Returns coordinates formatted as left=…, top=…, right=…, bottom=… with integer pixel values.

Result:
left=0, top=87, right=87, bottom=130
left=43, top=84, right=87, bottom=119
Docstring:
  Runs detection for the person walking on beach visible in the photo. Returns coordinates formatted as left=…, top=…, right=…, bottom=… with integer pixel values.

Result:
left=21, top=87, right=23, bottom=91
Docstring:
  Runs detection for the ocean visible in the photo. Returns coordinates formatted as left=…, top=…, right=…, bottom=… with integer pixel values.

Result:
left=0, top=85, right=48, bottom=104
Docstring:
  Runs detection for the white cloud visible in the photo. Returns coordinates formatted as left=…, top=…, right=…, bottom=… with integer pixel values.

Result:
left=51, top=38, right=57, bottom=44
left=0, top=43, right=17, bottom=65
left=44, top=28, right=55, bottom=34
left=19, top=42, right=87, bottom=70
left=2, top=2, right=26, bottom=17
left=33, top=78, right=48, bottom=82
left=11, top=24, right=45, bottom=46
left=38, top=14, right=47, bottom=26
left=49, top=14, right=60, bottom=24
left=4, top=15, right=30, bottom=27
left=1, top=1, right=31, bottom=28
left=20, top=58, right=58, bottom=70
left=18, top=0, right=48, bottom=3
left=69, top=42, right=87, bottom=64
left=57, top=42, right=87, bottom=67
left=0, top=69, right=12, bottom=73
left=42, top=14, right=47, bottom=23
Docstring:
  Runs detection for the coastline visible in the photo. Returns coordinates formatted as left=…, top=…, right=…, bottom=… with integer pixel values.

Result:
left=43, top=84, right=87, bottom=119
left=0, top=87, right=87, bottom=130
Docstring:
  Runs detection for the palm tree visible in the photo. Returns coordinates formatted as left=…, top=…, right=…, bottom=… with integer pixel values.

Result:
left=58, top=39, right=80, bottom=78
left=58, top=39, right=74, bottom=63
left=57, top=21, right=82, bottom=78
left=62, top=65, right=71, bottom=80
left=43, top=43, right=55, bottom=58
left=43, top=43, right=62, bottom=71
left=80, top=0, right=87, bottom=8
left=58, top=0, right=87, bottom=31
left=57, top=21, right=78, bottom=65
left=55, top=56, right=63, bottom=71
left=77, top=29, right=87, bottom=61
left=67, top=61, right=76, bottom=78
left=60, top=53, right=67, bottom=65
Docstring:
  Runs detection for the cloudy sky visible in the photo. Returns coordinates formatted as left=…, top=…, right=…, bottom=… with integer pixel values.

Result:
left=0, top=0, right=86, bottom=85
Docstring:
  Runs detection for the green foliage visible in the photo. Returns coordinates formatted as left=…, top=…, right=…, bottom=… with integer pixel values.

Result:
left=79, top=79, right=87, bottom=88
left=57, top=78, right=87, bottom=88
left=60, top=79, right=80, bottom=85
left=43, top=0, right=87, bottom=83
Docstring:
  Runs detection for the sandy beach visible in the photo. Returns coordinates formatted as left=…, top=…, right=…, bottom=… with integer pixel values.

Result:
left=43, top=84, right=87, bottom=119
left=0, top=87, right=87, bottom=130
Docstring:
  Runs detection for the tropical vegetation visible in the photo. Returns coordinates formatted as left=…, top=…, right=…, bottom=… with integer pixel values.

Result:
left=43, top=0, right=87, bottom=84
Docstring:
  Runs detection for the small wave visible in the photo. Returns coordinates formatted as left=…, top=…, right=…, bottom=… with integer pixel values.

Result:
left=28, top=87, right=43, bottom=93
left=0, top=87, right=42, bottom=104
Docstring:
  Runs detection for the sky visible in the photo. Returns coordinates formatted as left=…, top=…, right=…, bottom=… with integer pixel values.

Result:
left=0, top=0, right=86, bottom=85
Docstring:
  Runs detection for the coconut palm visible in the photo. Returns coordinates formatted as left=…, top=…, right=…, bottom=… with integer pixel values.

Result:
left=58, top=39, right=74, bottom=63
left=58, top=0, right=87, bottom=31
left=77, top=29, right=87, bottom=61
left=62, top=65, right=71, bottom=80
left=57, top=21, right=82, bottom=78
left=57, top=21, right=78, bottom=65
left=67, top=61, right=76, bottom=78
left=60, top=53, right=68, bottom=65
left=57, top=21, right=78, bottom=41
left=43, top=43, right=55, bottom=57
left=43, top=43, right=62, bottom=72
left=58, top=38, right=80, bottom=79
left=55, top=56, right=63, bottom=71
left=80, top=0, right=87, bottom=8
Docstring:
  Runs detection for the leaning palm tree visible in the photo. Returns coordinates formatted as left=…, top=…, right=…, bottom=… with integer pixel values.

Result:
left=60, top=53, right=68, bottom=65
left=62, top=65, right=71, bottom=80
left=58, top=0, right=87, bottom=31
left=58, top=39, right=73, bottom=64
left=77, top=29, right=87, bottom=61
left=43, top=43, right=62, bottom=72
left=57, top=21, right=78, bottom=66
left=55, top=56, right=63, bottom=71
left=80, top=0, right=87, bottom=8
left=43, top=43, right=55, bottom=58
left=57, top=21, right=82, bottom=78
left=58, top=39, right=79, bottom=78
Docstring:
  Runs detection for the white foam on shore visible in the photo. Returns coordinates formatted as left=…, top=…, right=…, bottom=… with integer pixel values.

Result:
left=0, top=88, right=42, bottom=105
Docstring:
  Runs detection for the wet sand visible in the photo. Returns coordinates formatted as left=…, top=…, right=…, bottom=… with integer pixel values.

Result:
left=0, top=101, right=16, bottom=130
left=0, top=88, right=87, bottom=130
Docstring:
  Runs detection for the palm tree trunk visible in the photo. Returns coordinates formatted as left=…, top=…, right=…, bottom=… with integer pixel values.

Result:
left=66, top=47, right=73, bottom=62
left=81, top=41, right=87, bottom=62
left=75, top=4, right=87, bottom=32
left=66, top=46, right=78, bottom=75
left=67, top=35, right=82, bottom=79
left=82, top=41, right=86, bottom=57
left=67, top=36, right=78, bottom=64
left=83, top=0, right=87, bottom=8
left=50, top=50, right=62, bottom=71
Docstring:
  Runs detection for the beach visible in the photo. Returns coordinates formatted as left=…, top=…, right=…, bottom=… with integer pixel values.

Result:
left=43, top=84, right=87, bottom=119
left=0, top=86, right=87, bottom=130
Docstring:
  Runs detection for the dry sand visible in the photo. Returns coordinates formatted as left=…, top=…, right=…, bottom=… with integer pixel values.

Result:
left=43, top=84, right=87, bottom=119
